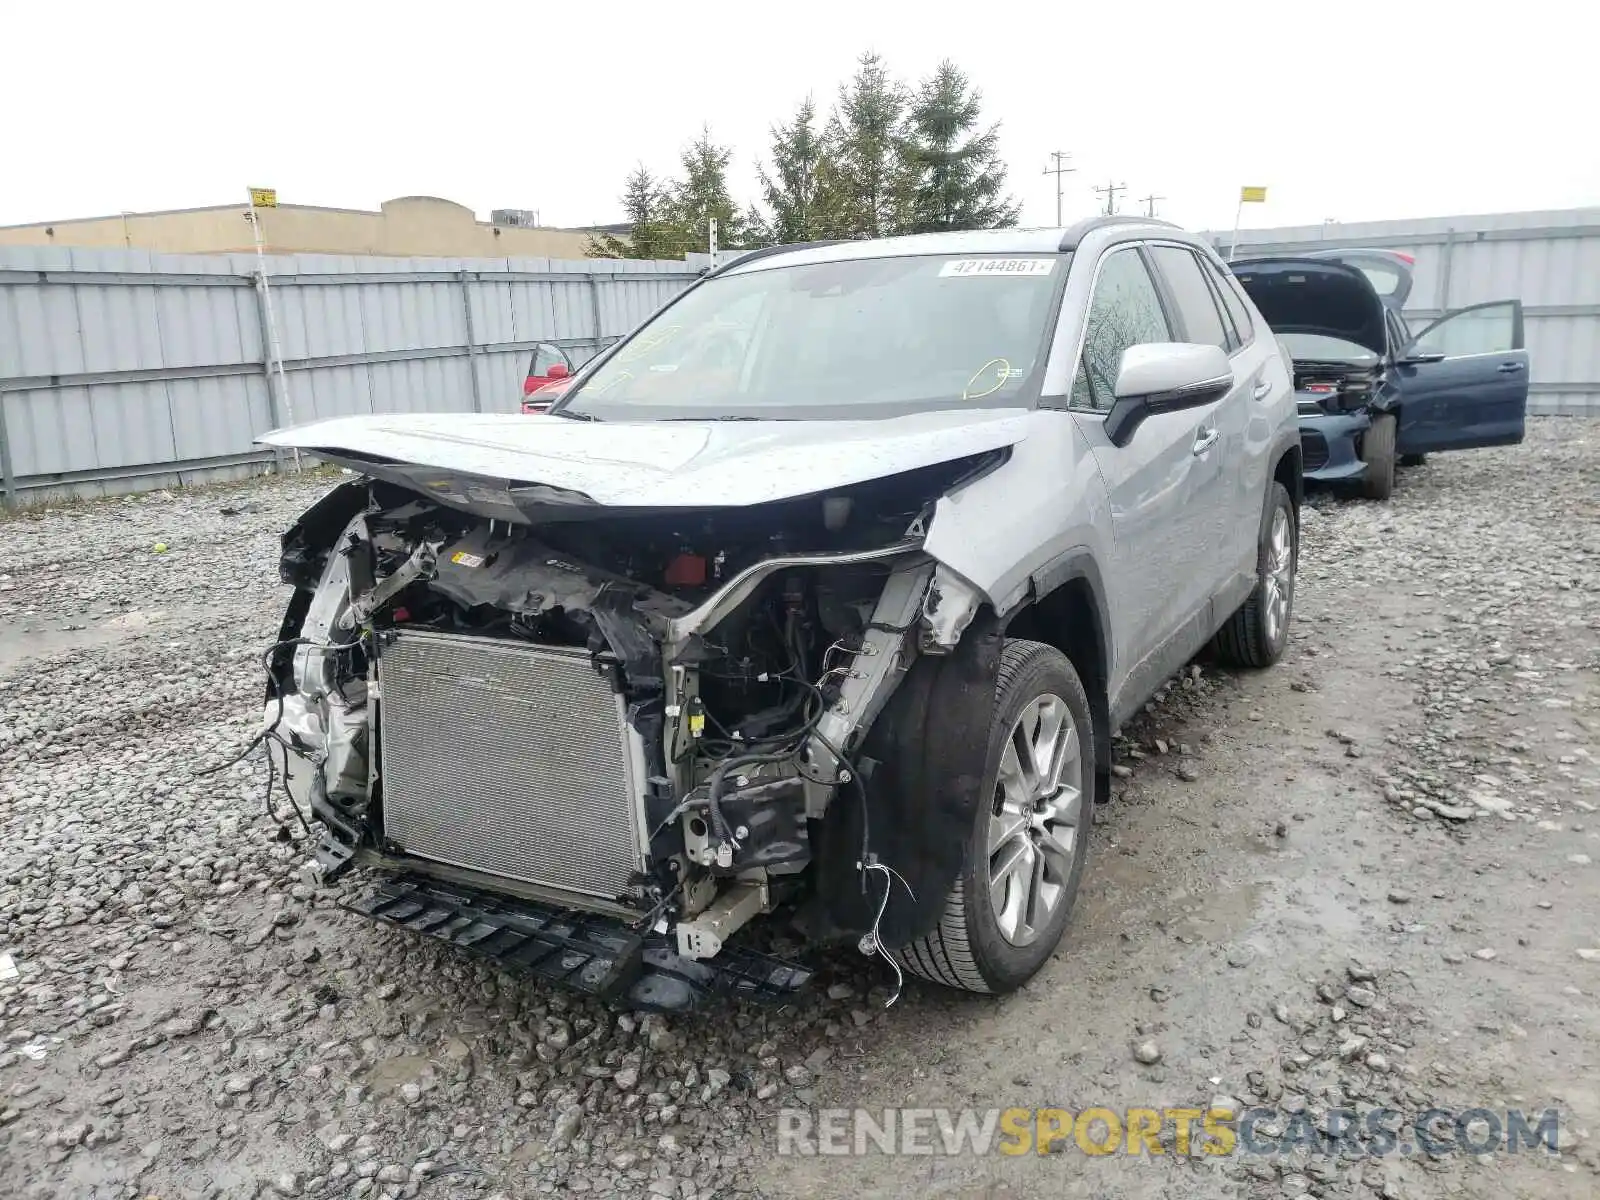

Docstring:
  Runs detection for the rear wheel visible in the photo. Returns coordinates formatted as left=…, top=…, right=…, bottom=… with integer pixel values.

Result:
left=1211, top=482, right=1296, bottom=668
left=1360, top=414, right=1397, bottom=500
left=900, top=640, right=1093, bottom=995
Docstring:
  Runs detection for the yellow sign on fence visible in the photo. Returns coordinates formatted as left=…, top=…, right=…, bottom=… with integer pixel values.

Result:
left=1239, top=186, right=1268, bottom=204
left=249, top=187, right=278, bottom=209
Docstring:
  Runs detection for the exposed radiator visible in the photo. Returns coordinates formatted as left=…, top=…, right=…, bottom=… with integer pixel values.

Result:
left=375, top=630, right=646, bottom=902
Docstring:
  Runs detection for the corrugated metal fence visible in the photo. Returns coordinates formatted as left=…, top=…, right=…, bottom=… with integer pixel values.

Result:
left=4, top=210, right=1595, bottom=506
left=1214, top=207, right=1600, bottom=416
left=0, top=246, right=698, bottom=505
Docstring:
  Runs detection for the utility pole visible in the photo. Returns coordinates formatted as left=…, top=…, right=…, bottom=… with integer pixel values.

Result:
left=1092, top=181, right=1126, bottom=216
left=244, top=187, right=299, bottom=473
left=1043, top=151, right=1075, bottom=226
left=1140, top=193, right=1165, bottom=218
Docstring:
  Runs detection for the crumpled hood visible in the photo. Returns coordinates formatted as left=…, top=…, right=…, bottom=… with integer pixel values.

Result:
left=258, top=409, right=1033, bottom=508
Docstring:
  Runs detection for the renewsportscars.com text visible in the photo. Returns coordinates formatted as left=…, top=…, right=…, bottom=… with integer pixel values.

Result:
left=776, top=1106, right=1564, bottom=1158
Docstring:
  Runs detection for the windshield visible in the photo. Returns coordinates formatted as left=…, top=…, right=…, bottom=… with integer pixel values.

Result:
left=559, top=253, right=1066, bottom=421
left=1278, top=332, right=1380, bottom=364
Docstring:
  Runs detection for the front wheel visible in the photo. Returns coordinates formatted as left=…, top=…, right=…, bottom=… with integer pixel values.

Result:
left=1211, top=481, right=1297, bottom=668
left=1360, top=414, right=1397, bottom=500
left=900, top=640, right=1093, bottom=995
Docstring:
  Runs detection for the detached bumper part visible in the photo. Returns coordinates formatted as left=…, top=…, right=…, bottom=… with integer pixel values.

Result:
left=1299, top=412, right=1371, bottom=484
left=345, top=875, right=811, bottom=1012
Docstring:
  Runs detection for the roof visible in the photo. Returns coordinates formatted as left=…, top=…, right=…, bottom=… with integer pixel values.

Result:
left=720, top=216, right=1184, bottom=275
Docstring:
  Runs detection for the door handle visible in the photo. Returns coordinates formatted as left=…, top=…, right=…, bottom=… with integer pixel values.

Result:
left=1253, top=379, right=1272, bottom=400
left=1192, top=427, right=1220, bottom=456
left=1497, top=361, right=1525, bottom=373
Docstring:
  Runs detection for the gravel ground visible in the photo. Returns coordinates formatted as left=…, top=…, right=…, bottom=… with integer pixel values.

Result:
left=2, top=421, right=1598, bottom=1200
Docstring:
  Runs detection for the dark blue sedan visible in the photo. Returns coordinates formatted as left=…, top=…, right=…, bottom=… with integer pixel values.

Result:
left=1231, top=249, right=1529, bottom=500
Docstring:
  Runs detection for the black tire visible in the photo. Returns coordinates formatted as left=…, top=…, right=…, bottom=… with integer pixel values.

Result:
left=1211, top=481, right=1297, bottom=669
left=900, top=640, right=1093, bottom=995
left=1360, top=414, right=1397, bottom=500
left=1399, top=453, right=1427, bottom=468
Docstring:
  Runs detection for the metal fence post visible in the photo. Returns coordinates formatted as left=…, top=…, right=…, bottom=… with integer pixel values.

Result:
left=459, top=269, right=483, bottom=413
left=588, top=273, right=605, bottom=361
left=1437, top=228, right=1457, bottom=314
left=0, top=391, right=17, bottom=509
left=253, top=272, right=290, bottom=472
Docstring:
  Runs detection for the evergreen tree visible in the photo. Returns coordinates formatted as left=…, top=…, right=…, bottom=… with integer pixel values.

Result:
left=667, top=126, right=744, bottom=253
left=755, top=97, right=827, bottom=244
left=585, top=165, right=678, bottom=259
left=589, top=54, right=1021, bottom=256
left=818, top=52, right=911, bottom=239
left=899, top=61, right=1020, bottom=233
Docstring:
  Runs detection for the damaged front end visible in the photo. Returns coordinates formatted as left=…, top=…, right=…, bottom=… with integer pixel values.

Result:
left=266, top=456, right=998, bottom=1010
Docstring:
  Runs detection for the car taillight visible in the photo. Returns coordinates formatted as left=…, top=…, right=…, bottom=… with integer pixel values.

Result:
left=1395, top=252, right=1414, bottom=265
left=1305, top=384, right=1337, bottom=393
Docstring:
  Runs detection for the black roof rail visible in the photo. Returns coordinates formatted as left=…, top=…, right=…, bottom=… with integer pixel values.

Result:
left=1058, top=215, right=1181, bottom=251
left=704, top=239, right=851, bottom=277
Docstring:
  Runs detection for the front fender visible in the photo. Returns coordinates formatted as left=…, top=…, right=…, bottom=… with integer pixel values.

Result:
left=920, top=411, right=1113, bottom=628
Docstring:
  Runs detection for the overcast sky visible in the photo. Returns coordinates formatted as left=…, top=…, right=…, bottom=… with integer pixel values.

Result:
left=5, top=0, right=1596, bottom=238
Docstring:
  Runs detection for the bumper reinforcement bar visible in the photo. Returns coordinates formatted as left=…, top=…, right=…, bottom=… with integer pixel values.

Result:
left=343, top=875, right=812, bottom=1012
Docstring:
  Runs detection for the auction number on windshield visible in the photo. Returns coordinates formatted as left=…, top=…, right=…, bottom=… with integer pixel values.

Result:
left=939, top=258, right=1056, bottom=278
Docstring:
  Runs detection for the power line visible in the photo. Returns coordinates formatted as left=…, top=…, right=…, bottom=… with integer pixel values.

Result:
left=1139, top=193, right=1166, bottom=218
left=1043, top=151, right=1075, bottom=226
left=1092, top=180, right=1126, bottom=216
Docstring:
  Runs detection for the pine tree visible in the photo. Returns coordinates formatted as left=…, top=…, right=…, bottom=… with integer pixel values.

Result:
left=667, top=126, right=744, bottom=254
left=899, top=61, right=1020, bottom=234
left=755, top=97, right=827, bottom=244
left=818, top=52, right=911, bottom=239
left=585, top=165, right=678, bottom=259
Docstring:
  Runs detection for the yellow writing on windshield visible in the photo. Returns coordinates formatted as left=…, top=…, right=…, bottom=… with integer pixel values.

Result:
left=963, top=358, right=1012, bottom=400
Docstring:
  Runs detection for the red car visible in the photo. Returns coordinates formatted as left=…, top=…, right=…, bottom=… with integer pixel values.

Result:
left=521, top=343, right=575, bottom=413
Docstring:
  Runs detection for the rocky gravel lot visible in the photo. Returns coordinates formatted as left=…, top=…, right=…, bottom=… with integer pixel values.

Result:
left=2, top=420, right=1598, bottom=1200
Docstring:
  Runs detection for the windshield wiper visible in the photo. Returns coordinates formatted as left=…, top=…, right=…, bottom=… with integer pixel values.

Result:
left=550, top=409, right=602, bottom=422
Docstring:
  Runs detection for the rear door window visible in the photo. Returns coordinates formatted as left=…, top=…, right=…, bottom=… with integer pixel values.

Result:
left=1148, top=245, right=1229, bottom=352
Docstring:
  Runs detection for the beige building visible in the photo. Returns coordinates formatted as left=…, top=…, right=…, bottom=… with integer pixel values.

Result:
left=0, top=195, right=623, bottom=260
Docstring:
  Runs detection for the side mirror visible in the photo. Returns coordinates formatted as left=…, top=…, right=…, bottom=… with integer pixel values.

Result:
left=1104, top=343, right=1234, bottom=447
left=546, top=361, right=571, bottom=380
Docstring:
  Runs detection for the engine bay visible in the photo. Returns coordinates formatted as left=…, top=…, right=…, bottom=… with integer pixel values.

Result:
left=267, top=455, right=993, bottom=972
left=1292, top=359, right=1381, bottom=411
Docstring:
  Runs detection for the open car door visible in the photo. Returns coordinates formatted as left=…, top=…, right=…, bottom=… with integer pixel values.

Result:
left=1393, top=300, right=1529, bottom=454
left=521, top=343, right=574, bottom=413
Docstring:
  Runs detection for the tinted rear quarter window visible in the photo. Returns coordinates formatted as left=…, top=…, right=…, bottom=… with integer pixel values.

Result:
left=1212, top=268, right=1256, bottom=348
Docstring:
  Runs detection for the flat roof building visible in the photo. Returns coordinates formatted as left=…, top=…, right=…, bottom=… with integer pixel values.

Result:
left=0, top=195, right=620, bottom=260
